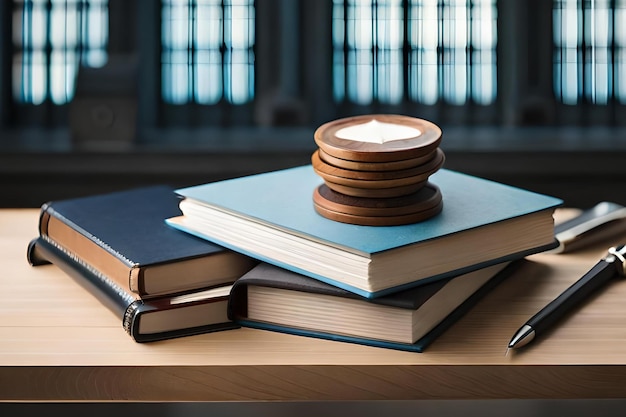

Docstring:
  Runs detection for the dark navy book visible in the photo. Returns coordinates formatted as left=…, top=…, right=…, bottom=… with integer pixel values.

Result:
left=36, top=185, right=257, bottom=298
left=228, top=262, right=519, bottom=353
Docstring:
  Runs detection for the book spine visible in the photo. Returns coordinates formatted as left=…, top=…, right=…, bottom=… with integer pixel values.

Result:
left=38, top=202, right=52, bottom=236
left=27, top=238, right=51, bottom=266
left=39, top=204, right=140, bottom=293
left=29, top=237, right=137, bottom=327
left=39, top=204, right=137, bottom=268
left=123, top=300, right=143, bottom=338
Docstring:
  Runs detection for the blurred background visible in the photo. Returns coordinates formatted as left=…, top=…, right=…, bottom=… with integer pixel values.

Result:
left=1, top=0, right=626, bottom=208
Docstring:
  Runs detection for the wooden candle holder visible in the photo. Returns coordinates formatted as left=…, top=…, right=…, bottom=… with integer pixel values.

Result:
left=311, top=114, right=445, bottom=226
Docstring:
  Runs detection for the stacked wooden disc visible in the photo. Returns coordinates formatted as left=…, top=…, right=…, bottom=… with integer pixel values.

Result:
left=311, top=114, right=445, bottom=226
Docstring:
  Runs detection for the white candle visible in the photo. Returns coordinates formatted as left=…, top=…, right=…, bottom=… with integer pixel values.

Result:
left=335, top=119, right=422, bottom=144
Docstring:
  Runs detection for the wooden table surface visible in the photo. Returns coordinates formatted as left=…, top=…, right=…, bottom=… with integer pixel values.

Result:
left=2, top=208, right=626, bottom=401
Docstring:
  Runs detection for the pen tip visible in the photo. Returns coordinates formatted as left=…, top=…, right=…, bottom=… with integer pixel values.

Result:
left=508, top=325, right=535, bottom=350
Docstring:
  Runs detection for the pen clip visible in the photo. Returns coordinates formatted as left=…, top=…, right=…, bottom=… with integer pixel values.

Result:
left=607, top=245, right=626, bottom=276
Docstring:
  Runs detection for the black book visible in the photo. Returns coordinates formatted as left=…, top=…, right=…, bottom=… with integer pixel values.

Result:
left=28, top=237, right=239, bottom=343
left=228, top=262, right=519, bottom=352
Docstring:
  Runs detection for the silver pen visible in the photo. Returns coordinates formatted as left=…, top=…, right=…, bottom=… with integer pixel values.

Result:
left=508, top=245, right=626, bottom=349
left=551, top=202, right=626, bottom=253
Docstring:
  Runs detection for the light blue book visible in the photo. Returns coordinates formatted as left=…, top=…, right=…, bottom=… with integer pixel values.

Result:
left=166, top=165, right=562, bottom=298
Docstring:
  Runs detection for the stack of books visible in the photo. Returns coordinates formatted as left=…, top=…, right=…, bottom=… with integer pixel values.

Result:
left=27, top=186, right=258, bottom=342
left=28, top=168, right=561, bottom=350
left=165, top=165, right=562, bottom=351
left=27, top=116, right=563, bottom=351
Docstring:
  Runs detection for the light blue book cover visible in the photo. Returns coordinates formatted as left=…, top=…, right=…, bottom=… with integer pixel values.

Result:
left=168, top=165, right=562, bottom=297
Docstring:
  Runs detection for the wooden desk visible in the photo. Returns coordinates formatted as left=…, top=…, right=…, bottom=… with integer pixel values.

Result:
left=2, top=208, right=626, bottom=401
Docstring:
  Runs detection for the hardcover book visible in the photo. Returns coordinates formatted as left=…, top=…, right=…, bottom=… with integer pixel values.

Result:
left=228, top=262, right=518, bottom=352
left=38, top=185, right=258, bottom=298
left=167, top=165, right=562, bottom=298
left=28, top=237, right=238, bottom=343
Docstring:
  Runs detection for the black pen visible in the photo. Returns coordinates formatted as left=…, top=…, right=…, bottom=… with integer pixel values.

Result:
left=508, top=244, right=626, bottom=349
